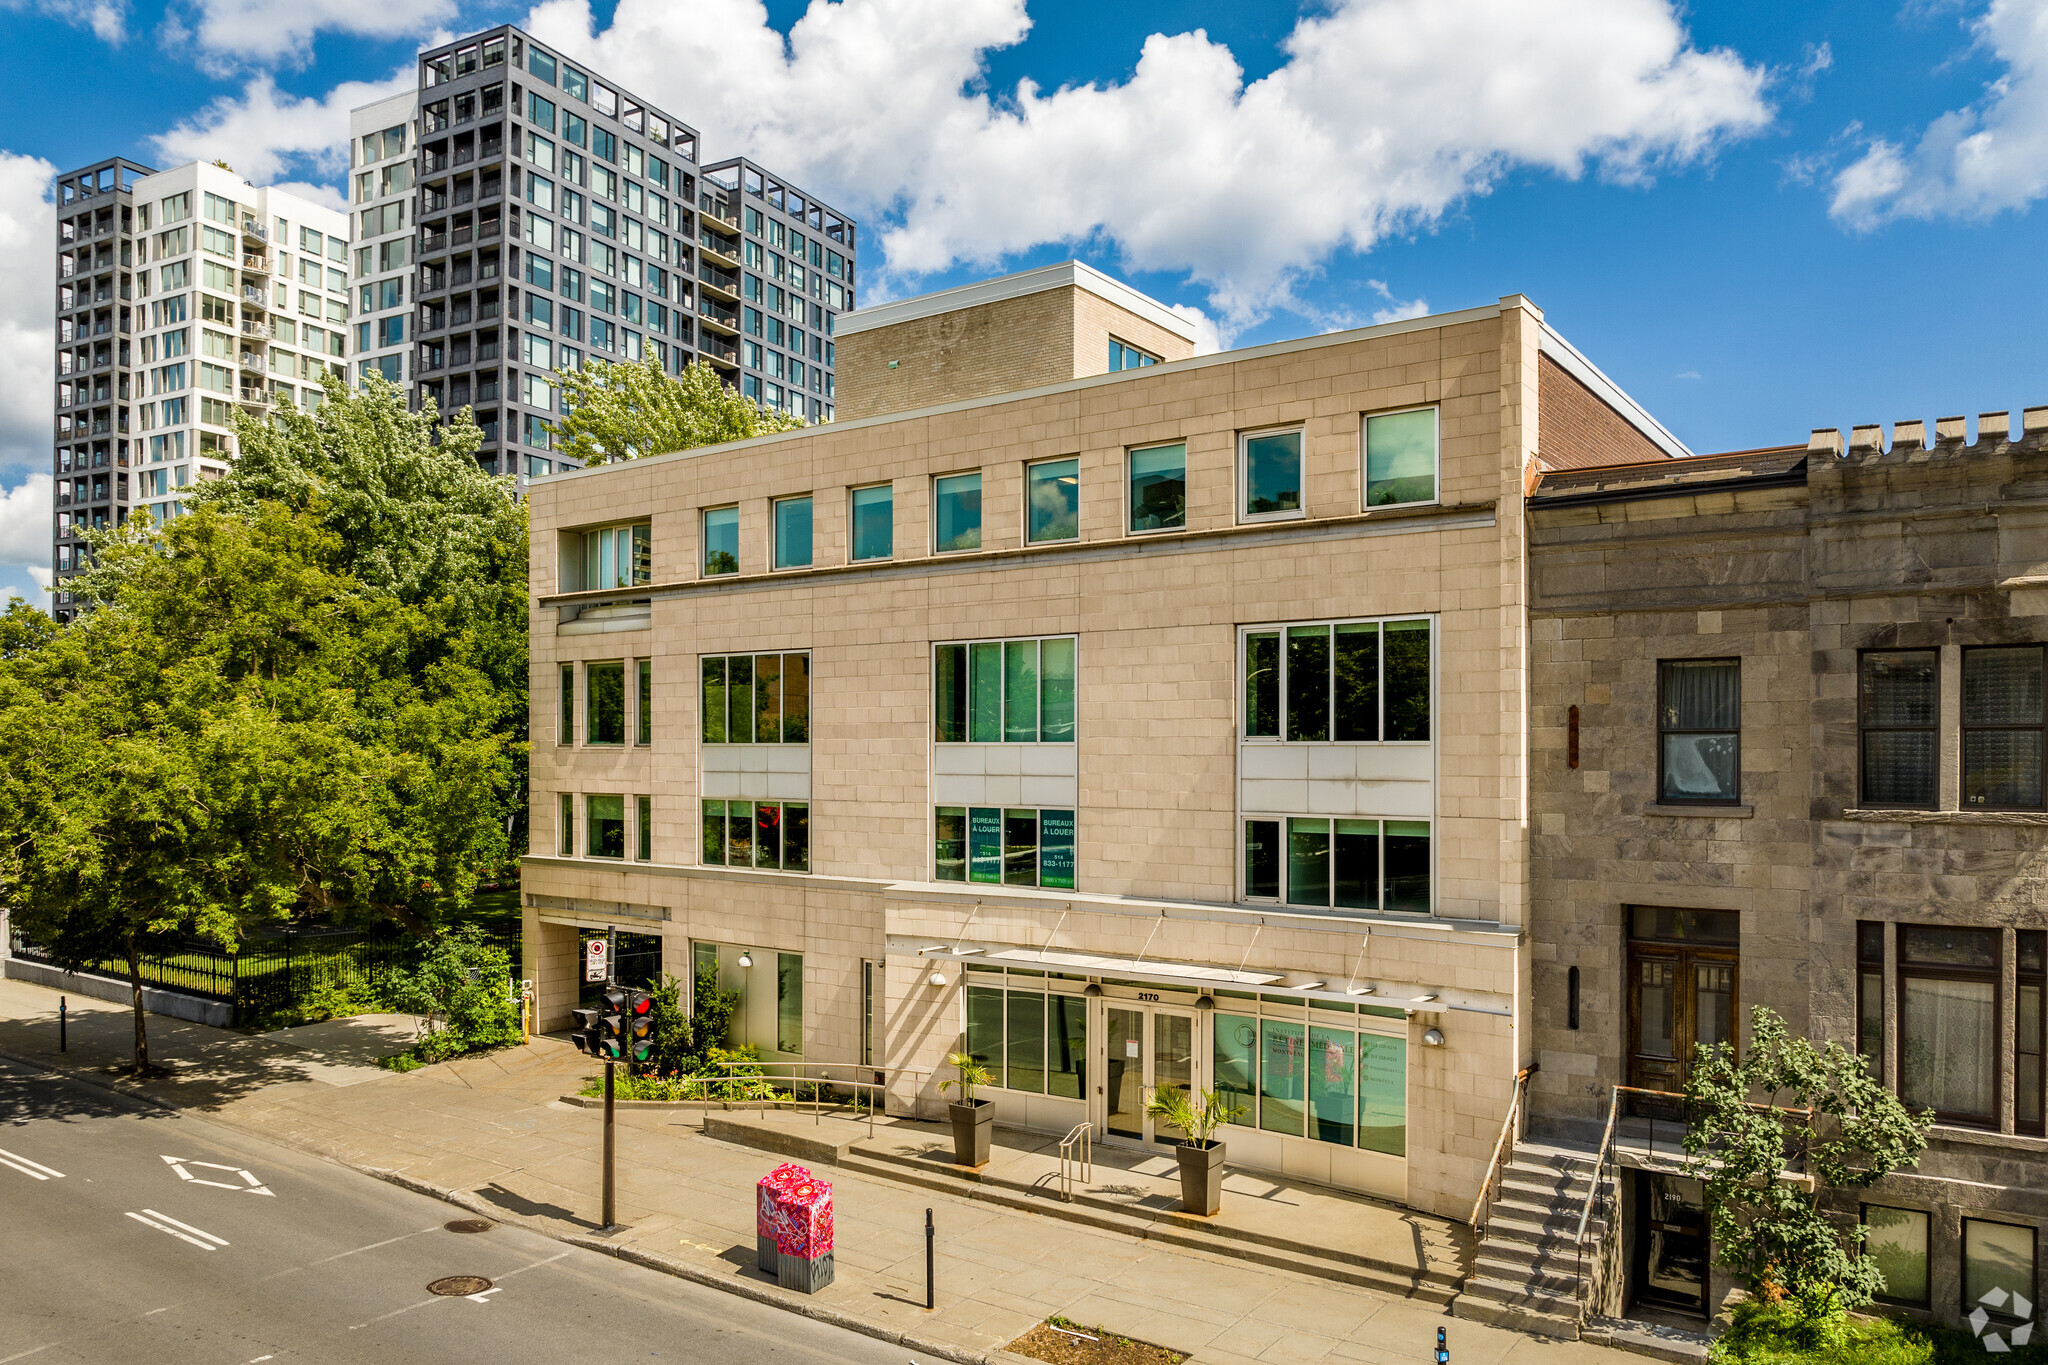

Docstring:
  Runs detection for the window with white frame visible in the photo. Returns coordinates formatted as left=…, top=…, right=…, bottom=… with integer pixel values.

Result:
left=1363, top=406, right=1438, bottom=507
left=1239, top=428, right=1303, bottom=522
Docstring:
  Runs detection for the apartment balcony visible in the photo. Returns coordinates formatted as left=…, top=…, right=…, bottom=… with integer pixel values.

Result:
left=422, top=229, right=449, bottom=254
left=241, top=253, right=271, bottom=275
left=699, top=333, right=738, bottom=364
left=239, top=352, right=264, bottom=373
left=699, top=195, right=740, bottom=230
left=236, top=387, right=270, bottom=410
left=699, top=234, right=740, bottom=268
left=241, top=286, right=267, bottom=308
left=240, top=321, right=271, bottom=339
left=241, top=220, right=269, bottom=244
left=697, top=302, right=739, bottom=337
left=698, top=265, right=740, bottom=303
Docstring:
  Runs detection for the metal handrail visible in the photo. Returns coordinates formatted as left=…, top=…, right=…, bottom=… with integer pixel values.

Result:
left=1058, top=1122, right=1093, bottom=1202
left=1469, top=1062, right=1537, bottom=1233
left=1574, top=1084, right=1626, bottom=1316
left=659, top=1061, right=929, bottom=1139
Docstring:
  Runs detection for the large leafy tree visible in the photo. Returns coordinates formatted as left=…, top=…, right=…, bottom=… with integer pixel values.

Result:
left=1683, top=1007, right=1932, bottom=1318
left=547, top=357, right=803, bottom=465
left=0, top=379, right=524, bottom=1071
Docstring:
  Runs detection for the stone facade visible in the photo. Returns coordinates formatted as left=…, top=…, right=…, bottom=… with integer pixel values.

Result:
left=1528, top=411, right=2048, bottom=1329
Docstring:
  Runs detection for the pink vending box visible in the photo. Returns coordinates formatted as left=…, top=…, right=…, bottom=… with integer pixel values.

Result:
left=755, top=1162, right=836, bottom=1293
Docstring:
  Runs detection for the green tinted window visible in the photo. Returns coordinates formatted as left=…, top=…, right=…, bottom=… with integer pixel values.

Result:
left=1365, top=408, right=1437, bottom=507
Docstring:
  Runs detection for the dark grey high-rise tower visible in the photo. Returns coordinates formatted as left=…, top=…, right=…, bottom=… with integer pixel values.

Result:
left=368, top=26, right=858, bottom=490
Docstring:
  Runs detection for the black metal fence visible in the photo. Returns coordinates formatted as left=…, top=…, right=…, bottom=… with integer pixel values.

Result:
left=7, top=925, right=522, bottom=1027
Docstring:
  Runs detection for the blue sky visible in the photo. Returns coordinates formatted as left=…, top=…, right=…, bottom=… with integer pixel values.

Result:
left=2, top=0, right=2045, bottom=609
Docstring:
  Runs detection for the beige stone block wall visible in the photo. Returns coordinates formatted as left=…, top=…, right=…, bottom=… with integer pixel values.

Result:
left=837, top=288, right=1075, bottom=421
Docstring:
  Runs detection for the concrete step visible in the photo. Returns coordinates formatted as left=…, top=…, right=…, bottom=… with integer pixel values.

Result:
left=1472, top=1252, right=1583, bottom=1296
left=1451, top=1281, right=1582, bottom=1339
left=1581, top=1316, right=1712, bottom=1363
left=1457, top=1274, right=1582, bottom=1316
left=828, top=1147, right=1466, bottom=1306
left=1482, top=1210, right=1588, bottom=1249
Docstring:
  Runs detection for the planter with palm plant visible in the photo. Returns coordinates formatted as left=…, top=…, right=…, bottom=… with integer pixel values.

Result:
left=937, top=1049, right=996, bottom=1167
left=1144, top=1086, right=1245, bottom=1215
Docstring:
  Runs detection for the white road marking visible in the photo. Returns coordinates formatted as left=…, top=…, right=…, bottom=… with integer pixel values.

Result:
left=0, top=1148, right=64, bottom=1180
left=0, top=1345, right=54, bottom=1363
left=345, top=1251, right=569, bottom=1330
left=161, top=1155, right=273, bottom=1195
left=126, top=1209, right=229, bottom=1251
left=466, top=1286, right=503, bottom=1304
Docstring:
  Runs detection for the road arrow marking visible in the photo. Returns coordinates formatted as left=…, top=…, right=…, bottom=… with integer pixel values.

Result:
left=0, top=1148, right=65, bottom=1181
left=465, top=1287, right=503, bottom=1304
left=127, top=1209, right=229, bottom=1251
left=161, top=1155, right=273, bottom=1195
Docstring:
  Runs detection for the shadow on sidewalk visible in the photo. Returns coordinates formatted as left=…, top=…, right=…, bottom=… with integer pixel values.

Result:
left=473, top=1180, right=606, bottom=1232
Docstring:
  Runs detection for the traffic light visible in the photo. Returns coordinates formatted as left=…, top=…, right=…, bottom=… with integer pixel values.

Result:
left=599, top=989, right=629, bottom=1059
left=624, top=989, right=657, bottom=1064
left=569, top=1007, right=600, bottom=1055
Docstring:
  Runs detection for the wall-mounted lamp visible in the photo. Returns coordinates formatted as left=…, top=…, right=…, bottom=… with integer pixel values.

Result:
left=1422, top=1028, right=1446, bottom=1047
left=1195, top=994, right=1215, bottom=1011
left=928, top=968, right=949, bottom=988
left=1082, top=983, right=1103, bottom=998
left=738, top=950, right=754, bottom=969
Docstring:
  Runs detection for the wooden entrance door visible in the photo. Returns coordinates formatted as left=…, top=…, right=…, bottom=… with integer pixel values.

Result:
left=1627, top=944, right=1737, bottom=1105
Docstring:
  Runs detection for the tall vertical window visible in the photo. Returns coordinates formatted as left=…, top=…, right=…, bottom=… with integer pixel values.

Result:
left=1243, top=818, right=1430, bottom=913
left=700, top=653, right=809, bottom=743
left=1242, top=619, right=1430, bottom=742
left=1857, top=920, right=1885, bottom=1081
left=933, top=638, right=1075, bottom=743
left=1363, top=407, right=1439, bottom=507
left=1863, top=1206, right=1930, bottom=1306
left=2022, top=930, right=2045, bottom=1136
left=558, top=792, right=574, bottom=856
left=703, top=505, right=739, bottom=575
left=772, top=494, right=812, bottom=569
left=1658, top=659, right=1741, bottom=803
left=701, top=800, right=809, bottom=871
left=850, top=484, right=892, bottom=561
left=934, top=806, right=1074, bottom=888
left=1860, top=650, right=1938, bottom=806
left=585, top=660, right=625, bottom=744
left=558, top=663, right=574, bottom=744
left=635, top=795, right=652, bottom=861
left=934, top=472, right=981, bottom=553
left=1240, top=429, right=1303, bottom=521
left=586, top=793, right=625, bottom=858
left=1128, top=442, right=1185, bottom=533
left=861, top=960, right=877, bottom=1066
left=579, top=522, right=650, bottom=589
left=1898, top=925, right=2000, bottom=1128
left=1026, top=458, right=1079, bottom=543
left=777, top=953, right=804, bottom=1056
left=1963, top=645, right=2045, bottom=808
left=635, top=659, right=652, bottom=746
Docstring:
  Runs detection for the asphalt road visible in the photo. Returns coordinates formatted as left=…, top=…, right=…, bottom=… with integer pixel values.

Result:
left=0, top=1064, right=905, bottom=1365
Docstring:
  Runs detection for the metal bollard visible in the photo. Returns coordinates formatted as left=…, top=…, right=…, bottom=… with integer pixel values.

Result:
left=59, top=997, right=66, bottom=1053
left=1435, top=1325, right=1448, bottom=1363
left=924, top=1207, right=934, bottom=1310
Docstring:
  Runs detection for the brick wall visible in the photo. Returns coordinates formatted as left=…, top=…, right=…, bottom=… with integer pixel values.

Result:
left=1536, top=352, right=1671, bottom=470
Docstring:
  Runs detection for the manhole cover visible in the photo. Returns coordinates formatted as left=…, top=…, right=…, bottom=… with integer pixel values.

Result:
left=444, top=1219, right=494, bottom=1234
left=427, top=1276, right=493, bottom=1296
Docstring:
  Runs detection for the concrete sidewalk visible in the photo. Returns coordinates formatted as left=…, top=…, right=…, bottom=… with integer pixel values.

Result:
left=0, top=977, right=1637, bottom=1365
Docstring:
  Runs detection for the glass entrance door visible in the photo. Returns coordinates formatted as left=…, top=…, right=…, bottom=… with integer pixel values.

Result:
left=1633, top=1172, right=1709, bottom=1316
left=1150, top=1012, right=1194, bottom=1144
left=1625, top=908, right=1739, bottom=1115
left=1105, top=1007, right=1144, bottom=1139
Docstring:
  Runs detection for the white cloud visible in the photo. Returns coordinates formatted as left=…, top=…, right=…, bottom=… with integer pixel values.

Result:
left=150, top=69, right=414, bottom=189
left=171, top=0, right=456, bottom=69
left=1167, top=304, right=1223, bottom=356
left=1831, top=0, right=2048, bottom=229
left=0, top=474, right=53, bottom=581
left=0, top=152, right=55, bottom=483
left=1, top=0, right=125, bottom=42
left=525, top=0, right=1771, bottom=331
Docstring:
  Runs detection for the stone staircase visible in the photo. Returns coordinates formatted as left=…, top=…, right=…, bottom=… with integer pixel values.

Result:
left=1452, top=1140, right=1601, bottom=1340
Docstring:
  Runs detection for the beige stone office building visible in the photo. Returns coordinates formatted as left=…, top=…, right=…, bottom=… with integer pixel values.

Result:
left=521, top=263, right=1694, bottom=1230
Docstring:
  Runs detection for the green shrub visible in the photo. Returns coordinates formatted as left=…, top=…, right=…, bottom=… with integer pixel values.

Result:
left=1710, top=1298, right=2048, bottom=1364
left=379, top=1051, right=424, bottom=1073
left=382, top=924, right=519, bottom=1060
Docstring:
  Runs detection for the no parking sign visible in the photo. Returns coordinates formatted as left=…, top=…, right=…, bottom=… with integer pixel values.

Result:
left=584, top=937, right=608, bottom=983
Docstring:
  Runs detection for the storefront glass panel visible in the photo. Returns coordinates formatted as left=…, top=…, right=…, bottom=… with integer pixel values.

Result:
left=1006, top=990, right=1046, bottom=1093
left=1260, top=1018, right=1305, bottom=1136
left=1308, top=1026, right=1356, bottom=1145
left=1358, top=1033, right=1407, bottom=1156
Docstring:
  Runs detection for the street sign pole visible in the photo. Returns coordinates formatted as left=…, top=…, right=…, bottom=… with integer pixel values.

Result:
left=601, top=926, right=618, bottom=1232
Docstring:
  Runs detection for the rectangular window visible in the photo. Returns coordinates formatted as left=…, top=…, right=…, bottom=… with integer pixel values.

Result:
left=1860, top=650, right=1938, bottom=806
left=772, top=494, right=812, bottom=569
left=850, top=484, right=892, bottom=561
left=966, top=982, right=1002, bottom=1077
left=578, top=523, right=650, bottom=590
left=1364, top=407, right=1439, bottom=508
left=1259, top=1018, right=1305, bottom=1136
left=1026, top=458, right=1079, bottom=543
left=636, top=660, right=652, bottom=746
left=1659, top=659, right=1741, bottom=803
left=1214, top=1013, right=1257, bottom=1127
left=635, top=795, right=652, bottom=861
left=699, top=799, right=809, bottom=871
left=2022, top=930, right=2045, bottom=1135
left=777, top=953, right=804, bottom=1055
left=934, top=472, right=981, bottom=553
left=861, top=961, right=876, bottom=1067
left=1899, top=925, right=2000, bottom=1127
left=1241, top=429, right=1303, bottom=520
left=586, top=793, right=626, bottom=858
left=586, top=661, right=625, bottom=744
left=935, top=807, right=1073, bottom=889
left=1963, top=645, right=2046, bottom=808
left=1128, top=442, right=1185, bottom=533
left=698, top=654, right=809, bottom=743
left=1963, top=1220, right=2037, bottom=1322
left=703, top=506, right=739, bottom=575
left=559, top=663, right=574, bottom=743
left=558, top=792, right=574, bottom=856
left=933, top=638, right=1075, bottom=743
left=1858, top=920, right=1885, bottom=1082
left=1005, top=990, right=1044, bottom=1093
left=1243, top=618, right=1430, bottom=743
left=1108, top=338, right=1158, bottom=370
left=1245, top=816, right=1429, bottom=912
left=1863, top=1205, right=1930, bottom=1306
